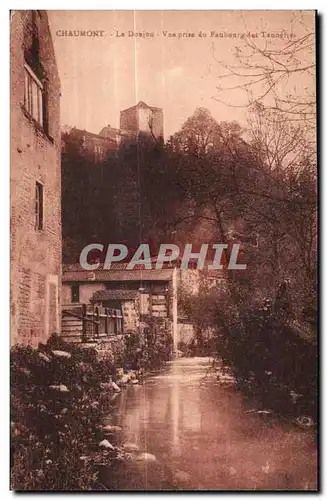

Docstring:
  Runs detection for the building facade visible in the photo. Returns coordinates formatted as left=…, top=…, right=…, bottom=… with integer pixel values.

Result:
left=64, top=127, right=118, bottom=163
left=11, top=10, right=61, bottom=346
left=120, top=101, right=164, bottom=140
left=62, top=100, right=164, bottom=162
left=61, top=261, right=225, bottom=350
left=62, top=263, right=177, bottom=347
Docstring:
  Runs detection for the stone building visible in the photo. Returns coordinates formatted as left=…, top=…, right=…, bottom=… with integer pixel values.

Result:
left=120, top=101, right=164, bottom=140
left=62, top=262, right=178, bottom=348
left=11, top=10, right=61, bottom=346
left=64, top=127, right=118, bottom=162
left=62, top=264, right=175, bottom=321
left=61, top=259, right=226, bottom=351
left=62, top=101, right=164, bottom=162
left=98, top=125, right=124, bottom=144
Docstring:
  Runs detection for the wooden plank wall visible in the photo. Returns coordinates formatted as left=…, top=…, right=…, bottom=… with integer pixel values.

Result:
left=61, top=304, right=123, bottom=343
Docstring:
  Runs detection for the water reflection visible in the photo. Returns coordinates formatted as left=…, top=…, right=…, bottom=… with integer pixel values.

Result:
left=103, top=357, right=317, bottom=491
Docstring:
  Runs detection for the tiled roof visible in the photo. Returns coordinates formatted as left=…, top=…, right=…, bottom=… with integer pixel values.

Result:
left=90, top=289, right=138, bottom=302
left=63, top=261, right=174, bottom=272
left=62, top=266, right=174, bottom=283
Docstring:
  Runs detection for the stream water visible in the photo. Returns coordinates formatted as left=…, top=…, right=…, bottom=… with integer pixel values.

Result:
left=100, top=357, right=317, bottom=491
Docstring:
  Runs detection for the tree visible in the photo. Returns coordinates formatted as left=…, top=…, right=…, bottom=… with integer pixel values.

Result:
left=244, top=104, right=317, bottom=313
left=166, top=108, right=264, bottom=254
left=213, top=13, right=315, bottom=129
left=168, top=107, right=223, bottom=155
left=165, top=105, right=316, bottom=319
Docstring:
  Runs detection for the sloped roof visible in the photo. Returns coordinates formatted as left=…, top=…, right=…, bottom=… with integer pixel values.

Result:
left=70, top=127, right=116, bottom=145
left=120, top=101, right=162, bottom=113
left=63, top=260, right=174, bottom=272
left=62, top=264, right=174, bottom=283
left=90, top=289, right=138, bottom=302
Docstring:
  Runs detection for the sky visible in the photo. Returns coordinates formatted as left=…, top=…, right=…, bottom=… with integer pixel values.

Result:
left=48, top=10, right=315, bottom=139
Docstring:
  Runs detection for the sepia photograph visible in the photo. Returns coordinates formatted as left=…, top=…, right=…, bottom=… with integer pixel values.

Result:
left=10, top=9, right=317, bottom=491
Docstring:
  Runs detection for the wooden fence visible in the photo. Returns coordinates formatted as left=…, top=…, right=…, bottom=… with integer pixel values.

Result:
left=61, top=303, right=123, bottom=343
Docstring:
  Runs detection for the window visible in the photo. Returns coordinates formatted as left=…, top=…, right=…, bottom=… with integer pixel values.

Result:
left=94, top=145, right=105, bottom=162
left=71, top=284, right=80, bottom=303
left=35, top=182, right=44, bottom=230
left=24, top=63, right=43, bottom=127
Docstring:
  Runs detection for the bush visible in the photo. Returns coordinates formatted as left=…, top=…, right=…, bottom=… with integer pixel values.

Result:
left=212, top=288, right=317, bottom=419
left=11, top=335, right=121, bottom=491
left=181, top=281, right=317, bottom=420
left=123, top=320, right=172, bottom=371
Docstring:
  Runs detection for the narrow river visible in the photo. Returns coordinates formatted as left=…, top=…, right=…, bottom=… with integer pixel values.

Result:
left=101, top=357, right=317, bottom=491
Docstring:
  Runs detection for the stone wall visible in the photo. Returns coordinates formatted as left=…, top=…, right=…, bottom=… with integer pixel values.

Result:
left=120, top=105, right=138, bottom=131
left=11, top=11, right=61, bottom=346
left=61, top=283, right=72, bottom=305
left=148, top=107, right=164, bottom=139
left=120, top=102, right=163, bottom=139
left=79, top=283, right=106, bottom=304
left=67, top=128, right=117, bottom=161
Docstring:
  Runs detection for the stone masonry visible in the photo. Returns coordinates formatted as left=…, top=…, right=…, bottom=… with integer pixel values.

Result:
left=11, top=11, right=61, bottom=346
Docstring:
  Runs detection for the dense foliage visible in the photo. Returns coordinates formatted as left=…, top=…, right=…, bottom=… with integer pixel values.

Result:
left=62, top=104, right=317, bottom=420
left=179, top=281, right=317, bottom=420
left=122, top=318, right=173, bottom=371
left=10, top=330, right=171, bottom=491
left=11, top=336, right=118, bottom=490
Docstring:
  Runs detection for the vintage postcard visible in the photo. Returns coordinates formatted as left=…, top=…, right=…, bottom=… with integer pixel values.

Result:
left=10, top=10, right=317, bottom=491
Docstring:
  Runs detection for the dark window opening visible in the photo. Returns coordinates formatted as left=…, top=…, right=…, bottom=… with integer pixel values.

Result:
left=102, top=299, right=123, bottom=312
left=71, top=285, right=80, bottom=303
left=35, top=182, right=44, bottom=230
left=25, top=11, right=42, bottom=79
left=24, top=12, right=49, bottom=134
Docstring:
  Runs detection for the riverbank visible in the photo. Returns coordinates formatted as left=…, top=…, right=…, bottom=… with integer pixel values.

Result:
left=99, top=357, right=317, bottom=491
left=11, top=348, right=318, bottom=491
left=10, top=335, right=154, bottom=491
